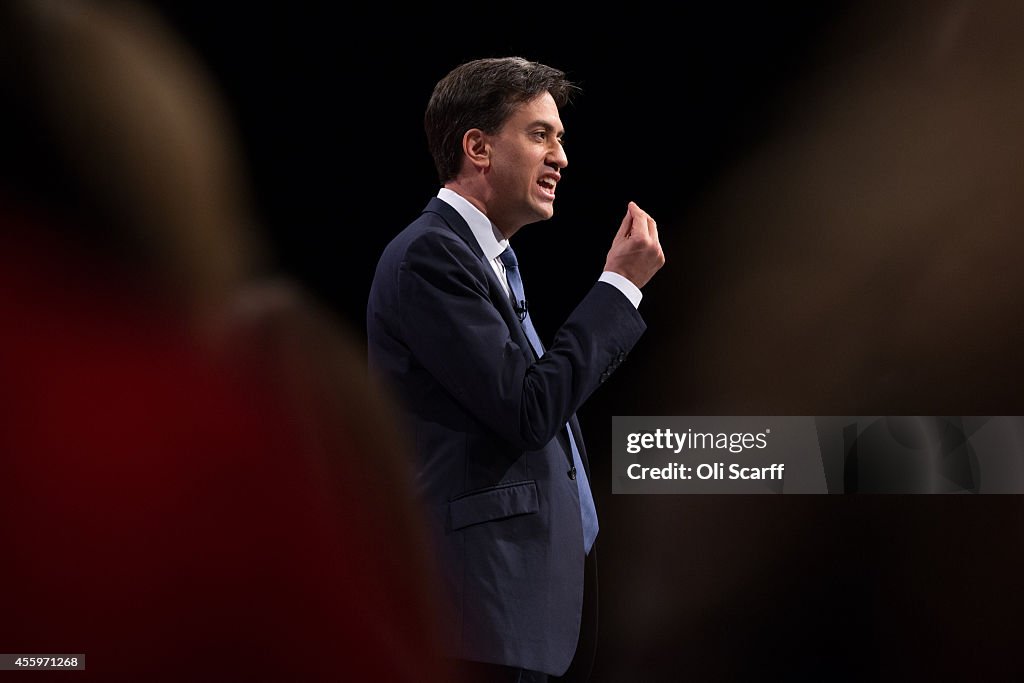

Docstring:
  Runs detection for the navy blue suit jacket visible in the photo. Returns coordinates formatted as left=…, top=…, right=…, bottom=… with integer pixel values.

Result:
left=367, top=197, right=645, bottom=675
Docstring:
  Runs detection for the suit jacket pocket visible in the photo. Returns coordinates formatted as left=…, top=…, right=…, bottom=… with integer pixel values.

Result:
left=448, top=480, right=539, bottom=531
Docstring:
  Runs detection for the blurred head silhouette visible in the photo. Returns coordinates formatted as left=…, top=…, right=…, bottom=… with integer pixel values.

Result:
left=0, top=2, right=449, bottom=679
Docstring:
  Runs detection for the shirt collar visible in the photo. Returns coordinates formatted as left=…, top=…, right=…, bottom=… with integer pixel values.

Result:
left=437, top=187, right=508, bottom=261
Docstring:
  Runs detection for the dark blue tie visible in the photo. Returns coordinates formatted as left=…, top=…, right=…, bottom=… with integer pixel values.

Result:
left=499, top=246, right=599, bottom=553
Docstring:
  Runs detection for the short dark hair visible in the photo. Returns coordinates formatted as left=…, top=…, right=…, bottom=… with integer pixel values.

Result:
left=424, top=57, right=577, bottom=183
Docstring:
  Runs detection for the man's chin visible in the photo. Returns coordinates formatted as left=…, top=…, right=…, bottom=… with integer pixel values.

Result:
left=530, top=204, right=556, bottom=223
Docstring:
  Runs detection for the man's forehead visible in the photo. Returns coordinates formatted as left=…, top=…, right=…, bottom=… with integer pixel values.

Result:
left=511, top=93, right=564, bottom=131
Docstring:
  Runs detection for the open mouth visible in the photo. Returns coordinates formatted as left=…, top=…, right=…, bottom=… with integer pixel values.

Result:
left=537, top=177, right=557, bottom=198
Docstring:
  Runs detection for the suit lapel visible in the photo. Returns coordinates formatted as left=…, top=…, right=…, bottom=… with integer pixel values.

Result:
left=422, top=198, right=529, bottom=350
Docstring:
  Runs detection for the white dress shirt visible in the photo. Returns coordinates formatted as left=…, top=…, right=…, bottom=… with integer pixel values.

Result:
left=437, top=187, right=642, bottom=308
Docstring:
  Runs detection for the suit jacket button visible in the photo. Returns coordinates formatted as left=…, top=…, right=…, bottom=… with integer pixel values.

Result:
left=568, top=466, right=577, bottom=480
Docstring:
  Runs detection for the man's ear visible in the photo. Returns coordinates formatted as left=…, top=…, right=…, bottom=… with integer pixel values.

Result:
left=462, top=128, right=490, bottom=171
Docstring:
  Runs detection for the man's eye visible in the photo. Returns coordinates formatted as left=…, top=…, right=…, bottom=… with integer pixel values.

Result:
left=532, top=131, right=547, bottom=140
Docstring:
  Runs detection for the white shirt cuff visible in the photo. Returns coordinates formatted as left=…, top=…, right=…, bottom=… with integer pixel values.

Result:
left=598, top=271, right=642, bottom=309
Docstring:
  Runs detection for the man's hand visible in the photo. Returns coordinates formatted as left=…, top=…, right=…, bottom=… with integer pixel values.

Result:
left=604, top=201, right=665, bottom=289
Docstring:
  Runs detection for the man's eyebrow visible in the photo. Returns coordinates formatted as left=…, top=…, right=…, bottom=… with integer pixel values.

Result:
left=526, top=120, right=565, bottom=137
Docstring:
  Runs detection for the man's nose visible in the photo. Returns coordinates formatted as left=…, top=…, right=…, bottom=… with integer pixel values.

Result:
left=548, top=143, right=567, bottom=170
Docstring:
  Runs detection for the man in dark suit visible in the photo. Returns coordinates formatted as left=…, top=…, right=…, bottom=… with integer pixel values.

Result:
left=367, top=57, right=664, bottom=681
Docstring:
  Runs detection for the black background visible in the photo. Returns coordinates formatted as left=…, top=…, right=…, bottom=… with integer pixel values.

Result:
left=150, top=4, right=1024, bottom=680
left=152, top=3, right=844, bottom=334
